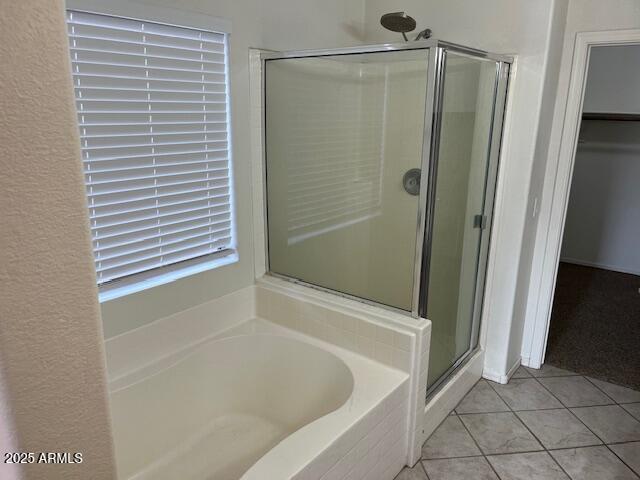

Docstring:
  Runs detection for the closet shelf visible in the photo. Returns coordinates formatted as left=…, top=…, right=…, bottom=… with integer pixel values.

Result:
left=582, top=112, right=640, bottom=121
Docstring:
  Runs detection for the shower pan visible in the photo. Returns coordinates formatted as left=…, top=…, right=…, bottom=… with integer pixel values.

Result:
left=261, top=39, right=511, bottom=396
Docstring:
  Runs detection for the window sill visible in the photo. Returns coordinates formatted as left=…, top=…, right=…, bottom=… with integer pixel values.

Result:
left=98, top=250, right=239, bottom=303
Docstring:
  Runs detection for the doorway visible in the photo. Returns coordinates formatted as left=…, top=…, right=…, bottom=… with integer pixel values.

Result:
left=527, top=31, right=640, bottom=389
left=545, top=44, right=640, bottom=389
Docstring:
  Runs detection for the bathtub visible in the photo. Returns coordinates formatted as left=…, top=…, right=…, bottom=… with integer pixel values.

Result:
left=109, top=319, right=409, bottom=480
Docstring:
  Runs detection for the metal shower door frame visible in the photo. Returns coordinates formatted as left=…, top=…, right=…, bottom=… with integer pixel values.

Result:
left=422, top=52, right=512, bottom=398
left=260, top=40, right=512, bottom=321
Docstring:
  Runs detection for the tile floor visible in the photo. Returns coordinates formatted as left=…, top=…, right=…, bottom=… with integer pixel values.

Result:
left=397, top=364, right=640, bottom=480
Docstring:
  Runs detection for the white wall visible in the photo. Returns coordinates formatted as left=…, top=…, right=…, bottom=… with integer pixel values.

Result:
left=98, top=0, right=367, bottom=338
left=507, top=0, right=569, bottom=374
left=561, top=120, right=640, bottom=275
left=363, top=0, right=566, bottom=381
left=563, top=46, right=640, bottom=275
left=520, top=0, right=640, bottom=366
left=583, top=45, right=640, bottom=114
left=0, top=1, right=116, bottom=478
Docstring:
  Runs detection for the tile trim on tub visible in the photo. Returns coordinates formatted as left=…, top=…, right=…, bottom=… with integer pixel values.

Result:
left=255, top=281, right=422, bottom=373
left=255, top=277, right=432, bottom=470
left=293, top=379, right=410, bottom=480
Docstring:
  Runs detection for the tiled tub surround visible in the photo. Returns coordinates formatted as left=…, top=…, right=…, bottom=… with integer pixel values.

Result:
left=396, top=364, right=640, bottom=480
left=104, top=278, right=431, bottom=479
left=255, top=277, right=432, bottom=466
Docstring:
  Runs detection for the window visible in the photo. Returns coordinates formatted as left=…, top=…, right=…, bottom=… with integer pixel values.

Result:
left=65, top=7, right=235, bottom=299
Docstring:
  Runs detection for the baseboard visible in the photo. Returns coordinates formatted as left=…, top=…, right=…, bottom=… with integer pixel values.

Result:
left=483, top=356, right=521, bottom=384
left=560, top=258, right=640, bottom=276
left=421, top=349, right=483, bottom=452
left=520, top=355, right=542, bottom=369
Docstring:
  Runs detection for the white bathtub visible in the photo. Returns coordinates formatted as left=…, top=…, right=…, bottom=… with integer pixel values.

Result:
left=109, top=319, right=409, bottom=480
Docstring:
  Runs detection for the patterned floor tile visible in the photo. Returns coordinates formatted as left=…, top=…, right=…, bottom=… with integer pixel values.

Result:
left=455, top=381, right=510, bottom=414
left=571, top=405, right=640, bottom=443
left=512, top=366, right=533, bottom=379
left=492, top=378, right=563, bottom=411
left=516, top=409, right=601, bottom=449
left=587, top=378, right=640, bottom=404
left=422, top=416, right=481, bottom=459
left=417, top=368, right=640, bottom=480
left=539, top=376, right=613, bottom=407
left=423, top=456, right=499, bottom=480
left=525, top=364, right=578, bottom=378
left=487, top=452, right=569, bottom=480
left=623, top=403, right=640, bottom=421
left=394, top=463, right=428, bottom=480
left=550, top=446, right=638, bottom=480
left=459, top=412, right=542, bottom=455
left=609, top=442, right=640, bottom=476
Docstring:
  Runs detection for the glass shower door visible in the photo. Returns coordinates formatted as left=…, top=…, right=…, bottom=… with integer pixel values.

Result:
left=264, top=50, right=430, bottom=311
left=262, top=43, right=511, bottom=395
left=422, top=52, right=508, bottom=391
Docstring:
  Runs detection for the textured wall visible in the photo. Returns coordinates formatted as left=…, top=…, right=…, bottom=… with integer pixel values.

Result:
left=0, top=1, right=116, bottom=478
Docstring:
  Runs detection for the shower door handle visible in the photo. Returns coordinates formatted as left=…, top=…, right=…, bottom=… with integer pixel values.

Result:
left=402, top=168, right=421, bottom=196
left=474, top=215, right=487, bottom=229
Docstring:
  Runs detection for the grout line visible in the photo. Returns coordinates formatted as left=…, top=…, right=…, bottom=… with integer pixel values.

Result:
left=506, top=406, right=575, bottom=479
left=483, top=369, right=586, bottom=479
left=606, top=440, right=640, bottom=446
left=423, top=453, right=488, bottom=461
left=457, top=406, right=569, bottom=415
left=583, top=375, right=632, bottom=406
left=457, top=414, right=489, bottom=455
left=621, top=403, right=640, bottom=422
left=456, top=412, right=505, bottom=479
left=532, top=375, right=614, bottom=450
left=550, top=375, right=617, bottom=405
left=561, top=402, right=618, bottom=408
left=533, top=376, right=610, bottom=444
left=420, top=405, right=470, bottom=460
left=604, top=443, right=640, bottom=477
left=525, top=372, right=579, bottom=379
left=529, top=373, right=582, bottom=409
left=546, top=442, right=634, bottom=452
left=417, top=367, right=640, bottom=480
left=534, top=373, right=640, bottom=476
left=568, top=409, right=629, bottom=449
left=545, top=450, right=580, bottom=480
left=419, top=459, right=430, bottom=480
left=484, top=376, right=509, bottom=402
left=455, top=410, right=511, bottom=415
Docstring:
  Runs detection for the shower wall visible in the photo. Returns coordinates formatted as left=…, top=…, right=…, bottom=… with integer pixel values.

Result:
left=266, top=55, right=428, bottom=310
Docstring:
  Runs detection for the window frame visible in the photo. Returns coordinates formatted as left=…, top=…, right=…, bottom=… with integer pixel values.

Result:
left=65, top=0, right=237, bottom=302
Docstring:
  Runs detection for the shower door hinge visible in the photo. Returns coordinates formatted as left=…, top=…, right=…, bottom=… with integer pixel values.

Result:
left=473, top=214, right=487, bottom=229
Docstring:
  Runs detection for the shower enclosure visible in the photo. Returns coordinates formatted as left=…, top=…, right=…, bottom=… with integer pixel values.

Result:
left=261, top=40, right=511, bottom=396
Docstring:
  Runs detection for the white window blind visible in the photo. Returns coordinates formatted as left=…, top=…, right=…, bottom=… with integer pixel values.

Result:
left=66, top=10, right=234, bottom=287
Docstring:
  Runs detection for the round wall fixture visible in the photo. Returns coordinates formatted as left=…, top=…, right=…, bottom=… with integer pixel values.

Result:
left=403, top=168, right=421, bottom=196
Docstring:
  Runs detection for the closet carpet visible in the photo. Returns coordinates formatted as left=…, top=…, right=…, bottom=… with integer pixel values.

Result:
left=546, top=262, right=640, bottom=391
